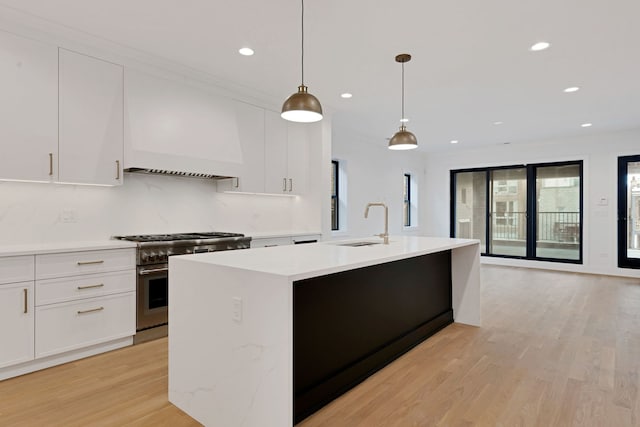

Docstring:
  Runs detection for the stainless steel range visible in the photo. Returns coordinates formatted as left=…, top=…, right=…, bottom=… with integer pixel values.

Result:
left=113, top=232, right=251, bottom=343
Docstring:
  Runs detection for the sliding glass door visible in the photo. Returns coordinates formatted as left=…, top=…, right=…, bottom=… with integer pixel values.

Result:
left=618, top=155, right=640, bottom=269
left=451, top=161, right=583, bottom=263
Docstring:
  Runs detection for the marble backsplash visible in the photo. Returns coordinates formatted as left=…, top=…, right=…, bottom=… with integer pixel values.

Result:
left=0, top=173, right=302, bottom=244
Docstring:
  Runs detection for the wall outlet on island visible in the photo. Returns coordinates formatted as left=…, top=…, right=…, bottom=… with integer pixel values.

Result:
left=232, top=297, right=243, bottom=322
left=61, top=209, right=78, bottom=223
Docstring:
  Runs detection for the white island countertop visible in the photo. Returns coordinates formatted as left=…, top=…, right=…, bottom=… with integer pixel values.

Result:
left=175, top=235, right=479, bottom=282
left=169, top=235, right=482, bottom=427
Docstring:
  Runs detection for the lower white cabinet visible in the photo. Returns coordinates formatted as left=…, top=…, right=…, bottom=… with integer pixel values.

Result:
left=35, top=292, right=135, bottom=358
left=250, top=234, right=321, bottom=248
left=0, top=282, right=34, bottom=369
left=0, top=246, right=135, bottom=380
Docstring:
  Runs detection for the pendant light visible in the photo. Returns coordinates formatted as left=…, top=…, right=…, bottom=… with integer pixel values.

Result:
left=388, top=54, right=418, bottom=150
left=281, top=0, right=323, bottom=123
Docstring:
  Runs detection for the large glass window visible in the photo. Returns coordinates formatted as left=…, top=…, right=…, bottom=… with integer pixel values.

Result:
left=535, top=164, right=581, bottom=260
left=451, top=161, right=583, bottom=263
left=331, top=160, right=339, bottom=231
left=618, top=155, right=640, bottom=269
left=490, top=168, right=527, bottom=257
left=451, top=171, right=486, bottom=249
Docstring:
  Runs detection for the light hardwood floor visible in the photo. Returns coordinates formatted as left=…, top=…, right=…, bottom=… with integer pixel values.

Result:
left=1, top=265, right=639, bottom=426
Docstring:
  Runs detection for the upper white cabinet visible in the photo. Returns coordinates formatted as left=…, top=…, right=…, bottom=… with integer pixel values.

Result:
left=58, top=49, right=124, bottom=185
left=264, top=110, right=309, bottom=195
left=124, top=69, right=243, bottom=177
left=0, top=30, right=58, bottom=182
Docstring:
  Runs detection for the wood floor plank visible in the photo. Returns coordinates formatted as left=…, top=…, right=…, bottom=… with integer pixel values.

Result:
left=1, top=265, right=640, bottom=426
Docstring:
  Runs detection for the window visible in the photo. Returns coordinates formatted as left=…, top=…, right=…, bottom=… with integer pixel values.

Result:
left=403, top=174, right=411, bottom=227
left=331, top=160, right=339, bottom=231
left=451, top=161, right=583, bottom=263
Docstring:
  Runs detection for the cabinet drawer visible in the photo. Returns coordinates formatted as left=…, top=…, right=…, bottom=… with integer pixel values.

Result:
left=250, top=237, right=292, bottom=248
left=0, top=255, right=34, bottom=285
left=35, top=292, right=135, bottom=358
left=36, top=270, right=136, bottom=306
left=36, top=248, right=135, bottom=280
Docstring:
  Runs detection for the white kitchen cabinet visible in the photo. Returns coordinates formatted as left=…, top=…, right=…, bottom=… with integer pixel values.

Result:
left=264, top=110, right=309, bottom=195
left=0, top=30, right=58, bottom=183
left=58, top=48, right=124, bottom=185
left=216, top=101, right=265, bottom=193
left=35, top=292, right=135, bottom=358
left=0, top=255, right=35, bottom=369
left=250, top=234, right=321, bottom=248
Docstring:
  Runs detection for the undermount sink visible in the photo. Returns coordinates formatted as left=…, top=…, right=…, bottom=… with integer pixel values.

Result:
left=334, top=241, right=382, bottom=247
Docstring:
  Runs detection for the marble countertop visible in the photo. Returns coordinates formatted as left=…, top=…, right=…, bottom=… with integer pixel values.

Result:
left=0, top=240, right=137, bottom=257
left=172, top=235, right=479, bottom=281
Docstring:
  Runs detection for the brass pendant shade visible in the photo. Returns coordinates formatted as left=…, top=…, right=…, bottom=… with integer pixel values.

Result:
left=281, top=85, right=323, bottom=123
left=388, top=125, right=418, bottom=150
left=281, top=0, right=323, bottom=123
left=388, top=53, right=417, bottom=150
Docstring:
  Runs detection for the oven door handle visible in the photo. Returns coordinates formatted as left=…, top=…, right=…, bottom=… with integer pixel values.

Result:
left=139, top=267, right=169, bottom=275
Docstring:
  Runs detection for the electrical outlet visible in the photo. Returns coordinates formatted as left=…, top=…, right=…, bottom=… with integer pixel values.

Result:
left=232, top=297, right=242, bottom=322
left=61, top=209, right=77, bottom=223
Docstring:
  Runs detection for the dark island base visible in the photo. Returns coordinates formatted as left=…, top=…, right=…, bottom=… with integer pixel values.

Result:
left=293, top=251, right=453, bottom=424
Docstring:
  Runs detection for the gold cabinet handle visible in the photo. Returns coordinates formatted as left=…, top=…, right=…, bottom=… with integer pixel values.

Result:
left=283, top=178, right=287, bottom=192
left=77, top=307, right=104, bottom=315
left=116, top=160, right=120, bottom=180
left=23, top=288, right=28, bottom=314
left=288, top=178, right=293, bottom=192
left=77, top=260, right=105, bottom=266
left=49, top=153, right=53, bottom=176
left=77, top=283, right=104, bottom=290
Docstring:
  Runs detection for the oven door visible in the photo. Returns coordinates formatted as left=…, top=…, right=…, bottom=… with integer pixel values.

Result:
left=137, top=263, right=168, bottom=331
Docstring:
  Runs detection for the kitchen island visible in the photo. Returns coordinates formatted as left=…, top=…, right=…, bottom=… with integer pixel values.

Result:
left=168, top=236, right=480, bottom=427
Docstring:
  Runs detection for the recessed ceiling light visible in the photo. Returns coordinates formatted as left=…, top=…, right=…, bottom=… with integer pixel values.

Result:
left=581, top=123, right=593, bottom=127
left=493, top=121, right=503, bottom=125
left=340, top=93, right=352, bottom=99
left=530, top=42, right=551, bottom=51
left=400, top=118, right=409, bottom=123
left=238, top=47, right=254, bottom=56
left=564, top=87, right=580, bottom=93
left=450, top=140, right=459, bottom=144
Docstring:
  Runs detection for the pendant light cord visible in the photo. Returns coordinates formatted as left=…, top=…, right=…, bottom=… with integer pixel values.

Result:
left=301, top=0, right=305, bottom=86
left=401, top=62, right=405, bottom=123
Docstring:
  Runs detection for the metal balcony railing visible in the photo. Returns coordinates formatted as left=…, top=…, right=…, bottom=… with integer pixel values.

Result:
left=491, top=211, right=580, bottom=242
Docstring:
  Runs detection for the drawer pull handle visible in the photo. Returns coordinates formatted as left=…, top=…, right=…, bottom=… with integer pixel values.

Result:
left=77, top=260, right=105, bottom=266
left=49, top=153, right=53, bottom=176
left=116, top=160, right=121, bottom=180
left=288, top=178, right=293, bottom=192
left=23, top=288, right=28, bottom=314
left=77, top=283, right=104, bottom=290
left=77, top=307, right=104, bottom=315
left=283, top=178, right=287, bottom=192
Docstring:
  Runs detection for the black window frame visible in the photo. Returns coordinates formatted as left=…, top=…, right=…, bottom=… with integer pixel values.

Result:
left=450, top=160, right=583, bottom=264
left=331, top=160, right=339, bottom=231
left=403, top=173, right=411, bottom=227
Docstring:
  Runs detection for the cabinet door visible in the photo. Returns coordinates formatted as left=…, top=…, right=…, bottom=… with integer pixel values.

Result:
left=59, top=48, right=123, bottom=185
left=0, top=31, right=58, bottom=182
left=0, top=282, right=34, bottom=368
left=264, top=110, right=289, bottom=194
left=286, top=122, right=310, bottom=195
left=218, top=101, right=265, bottom=193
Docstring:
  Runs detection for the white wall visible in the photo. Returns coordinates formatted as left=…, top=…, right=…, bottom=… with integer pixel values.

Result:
left=0, top=173, right=320, bottom=244
left=329, top=126, right=427, bottom=240
left=424, top=127, right=640, bottom=278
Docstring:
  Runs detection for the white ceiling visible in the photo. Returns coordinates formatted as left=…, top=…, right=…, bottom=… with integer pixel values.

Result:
left=2, top=0, right=640, bottom=152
